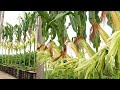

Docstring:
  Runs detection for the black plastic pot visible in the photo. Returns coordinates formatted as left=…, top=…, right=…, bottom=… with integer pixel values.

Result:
left=8, top=67, right=13, bottom=75
left=9, top=67, right=13, bottom=75
left=0, top=65, right=1, bottom=69
left=4, top=66, right=7, bottom=73
left=13, top=68, right=17, bottom=78
left=7, top=66, right=9, bottom=74
left=25, top=71, right=28, bottom=79
left=0, top=65, right=36, bottom=79
left=21, top=70, right=25, bottom=79
left=18, top=70, right=24, bottom=79
left=0, top=65, right=3, bottom=71
left=27, top=71, right=36, bottom=79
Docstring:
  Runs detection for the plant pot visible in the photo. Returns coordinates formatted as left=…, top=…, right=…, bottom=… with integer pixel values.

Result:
left=9, top=67, right=13, bottom=75
left=4, top=66, right=7, bottom=73
left=1, top=65, right=4, bottom=72
left=13, top=68, right=17, bottom=78
left=11, top=67, right=13, bottom=76
left=2, top=65, right=4, bottom=71
left=23, top=71, right=26, bottom=79
left=27, top=71, right=36, bottom=79
left=18, top=70, right=23, bottom=79
left=0, top=64, right=36, bottom=79
left=7, top=66, right=10, bottom=74
left=0, top=65, right=2, bottom=70
left=24, top=71, right=28, bottom=79
left=1, top=65, right=3, bottom=71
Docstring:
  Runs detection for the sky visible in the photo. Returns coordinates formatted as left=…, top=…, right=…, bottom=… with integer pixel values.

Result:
left=3, top=11, right=24, bottom=25
left=3, top=11, right=112, bottom=58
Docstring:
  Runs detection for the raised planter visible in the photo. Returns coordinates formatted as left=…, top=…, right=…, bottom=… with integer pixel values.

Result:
left=0, top=65, right=37, bottom=79
left=18, top=70, right=36, bottom=79
left=4, top=66, right=7, bottom=73
left=18, top=70, right=26, bottom=79
left=18, top=70, right=22, bottom=79
left=12, top=68, right=17, bottom=78
left=27, top=71, right=36, bottom=79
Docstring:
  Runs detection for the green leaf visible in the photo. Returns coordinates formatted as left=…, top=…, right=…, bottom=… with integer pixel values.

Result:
left=37, top=11, right=50, bottom=23
left=89, top=11, right=95, bottom=24
left=92, top=30, right=101, bottom=52
left=79, top=11, right=87, bottom=39
left=49, top=11, right=71, bottom=24
left=95, top=11, right=100, bottom=23
left=89, top=11, right=100, bottom=23
left=106, top=11, right=113, bottom=33
left=69, top=14, right=78, bottom=33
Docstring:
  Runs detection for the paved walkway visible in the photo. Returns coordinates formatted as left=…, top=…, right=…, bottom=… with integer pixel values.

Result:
left=0, top=71, right=17, bottom=79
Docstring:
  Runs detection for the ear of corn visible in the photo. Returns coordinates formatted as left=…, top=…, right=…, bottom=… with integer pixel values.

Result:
left=96, top=49, right=106, bottom=78
left=80, top=39, right=95, bottom=57
left=48, top=40, right=60, bottom=58
left=107, top=31, right=120, bottom=57
left=114, top=52, right=119, bottom=79
left=95, top=23, right=109, bottom=44
left=73, top=30, right=120, bottom=78
left=85, top=60, right=96, bottom=79
left=109, top=11, right=120, bottom=31
left=69, top=41, right=83, bottom=58
left=107, top=30, right=120, bottom=42
left=115, top=11, right=120, bottom=23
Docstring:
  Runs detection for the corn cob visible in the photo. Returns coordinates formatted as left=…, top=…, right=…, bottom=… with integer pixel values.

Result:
left=55, top=59, right=78, bottom=68
left=85, top=60, right=96, bottom=79
left=96, top=49, right=106, bottom=73
left=80, top=39, right=95, bottom=57
left=69, top=41, right=83, bottom=58
left=107, top=32, right=120, bottom=57
left=113, top=37, right=120, bottom=78
left=107, top=30, right=120, bottom=42
left=109, top=11, right=120, bottom=31
left=95, top=23, right=109, bottom=44
left=115, top=11, right=120, bottom=23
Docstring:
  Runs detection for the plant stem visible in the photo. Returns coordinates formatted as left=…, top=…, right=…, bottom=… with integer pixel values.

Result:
left=115, top=52, right=119, bottom=79
left=4, top=45, right=6, bottom=65
left=29, top=35, right=31, bottom=68
left=2, top=42, right=3, bottom=64
left=33, top=36, right=36, bottom=70
left=24, top=39, right=26, bottom=69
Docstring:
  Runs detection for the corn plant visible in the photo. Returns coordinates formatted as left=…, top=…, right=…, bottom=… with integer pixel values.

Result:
left=0, top=11, right=37, bottom=71
left=1, top=11, right=120, bottom=79
left=36, top=11, right=120, bottom=79
left=18, top=12, right=37, bottom=70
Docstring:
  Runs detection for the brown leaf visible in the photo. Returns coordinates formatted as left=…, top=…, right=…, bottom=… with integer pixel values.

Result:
left=74, top=35, right=83, bottom=45
left=100, top=11, right=106, bottom=24
left=89, top=22, right=99, bottom=42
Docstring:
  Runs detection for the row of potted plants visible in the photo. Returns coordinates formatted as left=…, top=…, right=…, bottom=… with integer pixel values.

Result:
left=0, top=12, right=38, bottom=78
left=0, top=51, right=37, bottom=70
left=0, top=64, right=36, bottom=79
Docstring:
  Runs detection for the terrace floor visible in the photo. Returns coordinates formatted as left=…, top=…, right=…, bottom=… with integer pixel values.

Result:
left=0, top=71, right=17, bottom=79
